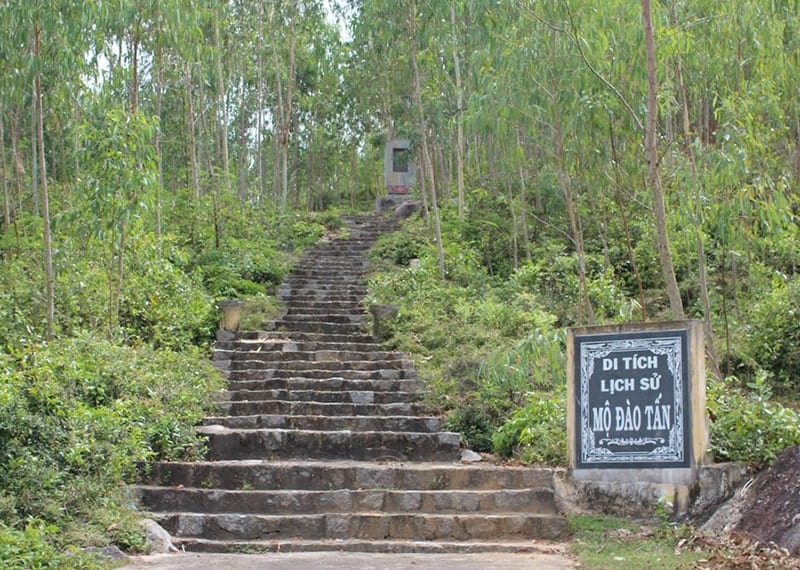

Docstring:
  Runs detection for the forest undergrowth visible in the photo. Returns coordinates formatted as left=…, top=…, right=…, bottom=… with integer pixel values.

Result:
left=0, top=199, right=345, bottom=567
left=367, top=208, right=800, bottom=470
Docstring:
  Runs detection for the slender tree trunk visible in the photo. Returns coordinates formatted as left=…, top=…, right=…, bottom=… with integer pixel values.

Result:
left=643, top=0, right=685, bottom=320
left=130, top=21, right=139, bottom=114
left=671, top=2, right=720, bottom=377
left=350, top=146, right=357, bottom=209
left=417, top=153, right=430, bottom=220
left=473, top=131, right=480, bottom=178
left=256, top=1, right=265, bottom=200
left=72, top=98, right=80, bottom=180
left=270, top=5, right=293, bottom=209
left=215, top=19, right=230, bottom=183
left=516, top=128, right=531, bottom=261
left=507, top=180, right=518, bottom=270
left=553, top=92, right=594, bottom=324
left=185, top=63, right=200, bottom=200
left=410, top=2, right=445, bottom=281
left=34, top=22, right=55, bottom=339
left=284, top=31, right=295, bottom=209
left=238, top=73, right=249, bottom=202
left=1, top=105, right=10, bottom=231
left=31, top=80, right=39, bottom=216
left=10, top=111, right=24, bottom=217
left=154, top=42, right=164, bottom=240
left=609, top=123, right=648, bottom=319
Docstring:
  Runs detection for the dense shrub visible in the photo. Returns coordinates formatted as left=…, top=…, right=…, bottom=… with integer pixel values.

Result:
left=492, top=389, right=567, bottom=466
left=510, top=253, right=628, bottom=326
left=0, top=521, right=103, bottom=570
left=121, top=236, right=216, bottom=349
left=707, top=374, right=800, bottom=466
left=0, top=335, right=222, bottom=542
left=743, top=277, right=800, bottom=394
left=445, top=403, right=495, bottom=453
left=370, top=220, right=428, bottom=266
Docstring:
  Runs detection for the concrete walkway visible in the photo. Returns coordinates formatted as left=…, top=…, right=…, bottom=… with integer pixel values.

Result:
left=127, top=551, right=576, bottom=570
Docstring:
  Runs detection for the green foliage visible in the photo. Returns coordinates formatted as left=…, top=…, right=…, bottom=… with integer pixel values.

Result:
left=492, top=389, right=567, bottom=466
left=0, top=335, right=222, bottom=544
left=368, top=217, right=568, bottom=454
left=743, top=276, right=800, bottom=394
left=0, top=521, right=104, bottom=570
left=370, top=224, right=428, bottom=266
left=707, top=373, right=800, bottom=467
left=238, top=295, right=284, bottom=331
left=120, top=234, right=216, bottom=349
left=510, top=253, right=628, bottom=326
left=478, top=330, right=565, bottom=413
left=289, top=219, right=326, bottom=248
left=445, top=403, right=495, bottom=453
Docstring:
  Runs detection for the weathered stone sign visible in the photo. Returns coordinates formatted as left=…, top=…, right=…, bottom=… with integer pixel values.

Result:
left=384, top=138, right=415, bottom=194
left=567, top=320, right=707, bottom=487
left=575, top=329, right=689, bottom=468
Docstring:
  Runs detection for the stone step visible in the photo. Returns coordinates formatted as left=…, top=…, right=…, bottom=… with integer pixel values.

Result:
left=134, top=487, right=555, bottom=515
left=223, top=350, right=405, bottom=363
left=201, top=414, right=443, bottom=432
left=155, top=512, right=568, bottom=542
left=142, top=460, right=557, bottom=491
left=281, top=300, right=364, bottom=310
left=278, top=287, right=368, bottom=299
left=284, top=307, right=361, bottom=316
left=293, top=264, right=365, bottom=273
left=272, top=321, right=365, bottom=335
left=161, top=538, right=563, bottom=555
left=279, top=279, right=368, bottom=289
left=216, top=340, right=384, bottom=355
left=229, top=358, right=411, bottom=372
left=276, top=293, right=366, bottom=304
left=311, top=241, right=378, bottom=250
left=214, top=400, right=426, bottom=417
left=237, top=331, right=378, bottom=345
left=281, top=278, right=368, bottom=288
left=216, top=389, right=421, bottom=405
left=197, top=427, right=462, bottom=461
left=224, top=377, right=421, bottom=392
left=289, top=269, right=367, bottom=278
left=279, top=314, right=364, bottom=325
left=228, top=368, right=416, bottom=381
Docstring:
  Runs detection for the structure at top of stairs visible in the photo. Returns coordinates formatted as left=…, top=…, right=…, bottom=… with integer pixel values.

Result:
left=134, top=214, right=568, bottom=554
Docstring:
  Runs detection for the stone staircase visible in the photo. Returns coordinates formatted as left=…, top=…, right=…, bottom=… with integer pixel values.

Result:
left=134, top=214, right=568, bottom=553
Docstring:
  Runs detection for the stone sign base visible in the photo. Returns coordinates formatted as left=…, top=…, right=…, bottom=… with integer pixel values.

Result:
left=567, top=320, right=710, bottom=517
left=555, top=462, right=748, bottom=519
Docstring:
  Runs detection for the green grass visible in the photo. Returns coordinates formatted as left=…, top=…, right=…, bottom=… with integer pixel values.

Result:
left=568, top=515, right=709, bottom=570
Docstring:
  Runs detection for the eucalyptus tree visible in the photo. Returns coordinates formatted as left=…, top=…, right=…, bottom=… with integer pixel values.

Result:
left=0, top=0, right=98, bottom=338
left=642, top=0, right=684, bottom=320
left=407, top=0, right=445, bottom=280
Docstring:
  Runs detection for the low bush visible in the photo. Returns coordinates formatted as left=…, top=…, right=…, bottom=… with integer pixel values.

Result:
left=492, top=389, right=567, bottom=466
left=445, top=402, right=495, bottom=452
left=0, top=521, right=104, bottom=570
left=370, top=220, right=428, bottom=266
left=707, top=373, right=800, bottom=466
left=0, top=334, right=222, bottom=546
left=743, top=276, right=800, bottom=395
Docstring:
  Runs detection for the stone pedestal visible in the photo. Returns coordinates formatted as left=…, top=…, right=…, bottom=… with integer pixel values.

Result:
left=217, top=299, right=244, bottom=340
left=566, top=320, right=709, bottom=516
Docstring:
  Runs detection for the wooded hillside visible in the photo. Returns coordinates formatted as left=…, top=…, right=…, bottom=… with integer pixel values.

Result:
left=1, top=0, right=799, bottom=564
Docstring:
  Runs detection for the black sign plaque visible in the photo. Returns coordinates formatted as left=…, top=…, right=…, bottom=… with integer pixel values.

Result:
left=574, top=329, right=690, bottom=469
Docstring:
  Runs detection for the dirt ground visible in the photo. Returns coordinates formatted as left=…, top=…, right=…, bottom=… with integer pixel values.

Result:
left=734, top=445, right=800, bottom=554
